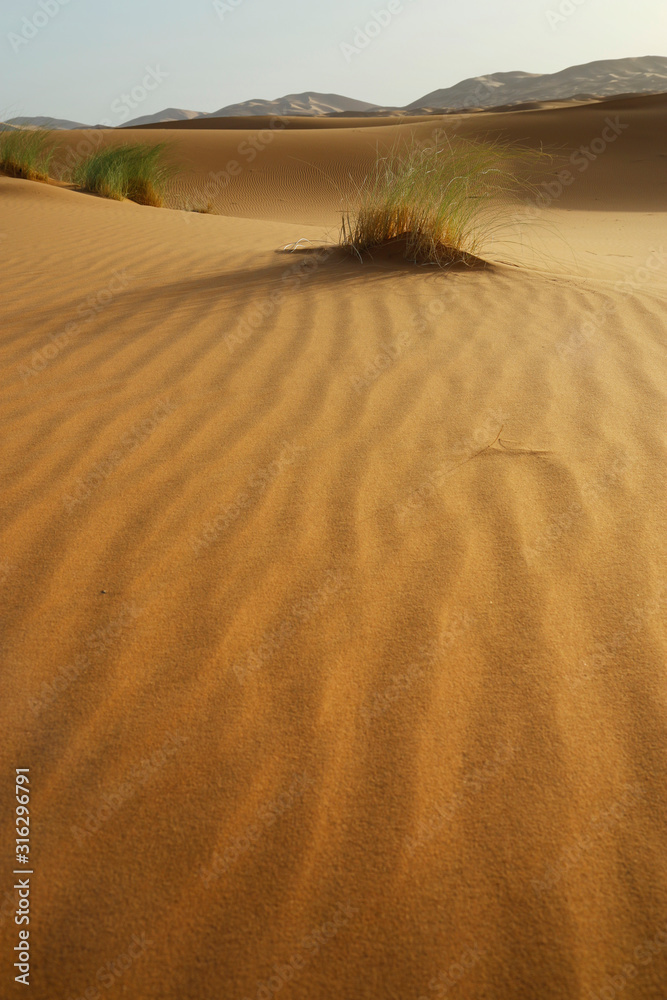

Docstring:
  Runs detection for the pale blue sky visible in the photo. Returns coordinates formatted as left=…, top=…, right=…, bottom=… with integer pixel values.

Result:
left=1, top=0, right=664, bottom=123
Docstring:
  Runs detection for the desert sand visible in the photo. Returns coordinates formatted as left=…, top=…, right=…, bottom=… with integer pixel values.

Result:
left=1, top=93, right=666, bottom=999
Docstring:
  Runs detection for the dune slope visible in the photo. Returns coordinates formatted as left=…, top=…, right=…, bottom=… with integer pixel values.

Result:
left=0, top=97, right=666, bottom=1000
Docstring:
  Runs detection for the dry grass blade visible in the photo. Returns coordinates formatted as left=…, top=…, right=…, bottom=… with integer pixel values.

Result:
left=71, top=143, right=174, bottom=207
left=341, top=133, right=550, bottom=266
left=0, top=128, right=56, bottom=182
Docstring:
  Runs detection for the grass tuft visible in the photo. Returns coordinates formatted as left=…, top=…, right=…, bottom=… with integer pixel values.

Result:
left=72, top=143, right=173, bottom=207
left=0, top=128, right=55, bottom=181
left=181, top=198, right=216, bottom=214
left=341, top=134, right=549, bottom=266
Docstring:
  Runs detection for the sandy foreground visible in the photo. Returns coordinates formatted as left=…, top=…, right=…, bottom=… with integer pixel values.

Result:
left=1, top=94, right=666, bottom=1000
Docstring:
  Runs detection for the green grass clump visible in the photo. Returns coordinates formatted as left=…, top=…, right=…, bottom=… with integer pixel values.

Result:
left=0, top=128, right=55, bottom=181
left=341, top=134, right=547, bottom=266
left=72, top=143, right=172, bottom=206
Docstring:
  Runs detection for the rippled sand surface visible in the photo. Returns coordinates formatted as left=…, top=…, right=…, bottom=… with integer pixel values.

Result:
left=1, top=93, right=666, bottom=999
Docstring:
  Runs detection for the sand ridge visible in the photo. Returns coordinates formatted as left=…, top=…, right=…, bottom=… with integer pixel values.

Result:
left=0, top=94, right=666, bottom=999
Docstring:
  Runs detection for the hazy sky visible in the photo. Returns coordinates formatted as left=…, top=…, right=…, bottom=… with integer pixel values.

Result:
left=1, top=0, right=664, bottom=123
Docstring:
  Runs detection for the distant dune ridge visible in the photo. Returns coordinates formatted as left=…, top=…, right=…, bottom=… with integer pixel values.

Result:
left=119, top=107, right=203, bottom=128
left=2, top=114, right=93, bottom=130
left=404, top=54, right=667, bottom=109
left=5, top=55, right=666, bottom=130
left=204, top=91, right=380, bottom=119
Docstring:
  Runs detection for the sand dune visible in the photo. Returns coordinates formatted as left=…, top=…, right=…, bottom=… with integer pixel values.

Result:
left=408, top=55, right=667, bottom=110
left=207, top=92, right=380, bottom=118
left=12, top=56, right=667, bottom=130
left=114, top=92, right=667, bottom=221
left=1, top=94, right=666, bottom=999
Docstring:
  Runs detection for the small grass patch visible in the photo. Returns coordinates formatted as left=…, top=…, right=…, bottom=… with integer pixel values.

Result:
left=72, top=143, right=173, bottom=207
left=181, top=198, right=215, bottom=214
left=0, top=128, right=55, bottom=181
left=341, top=134, right=548, bottom=266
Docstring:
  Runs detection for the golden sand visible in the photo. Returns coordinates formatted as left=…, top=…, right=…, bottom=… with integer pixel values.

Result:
left=1, top=92, right=666, bottom=999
